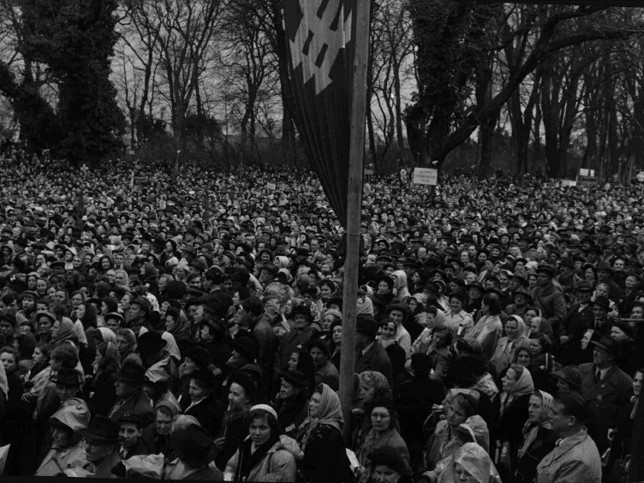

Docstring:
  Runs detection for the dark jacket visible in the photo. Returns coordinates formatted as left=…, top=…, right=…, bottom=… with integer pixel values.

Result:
left=355, top=341, right=393, bottom=384
left=183, top=393, right=224, bottom=437
left=300, top=424, right=352, bottom=482
left=496, top=393, right=531, bottom=471
left=515, top=425, right=557, bottom=483
left=579, top=362, right=633, bottom=452
left=108, top=389, right=154, bottom=423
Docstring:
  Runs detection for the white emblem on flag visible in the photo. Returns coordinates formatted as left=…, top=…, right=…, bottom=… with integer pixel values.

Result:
left=289, top=0, right=352, bottom=95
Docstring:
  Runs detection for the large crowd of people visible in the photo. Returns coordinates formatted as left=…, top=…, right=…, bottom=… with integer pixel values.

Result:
left=0, top=147, right=642, bottom=482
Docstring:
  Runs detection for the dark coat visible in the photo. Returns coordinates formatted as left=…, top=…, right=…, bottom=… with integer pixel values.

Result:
left=108, top=389, right=154, bottom=424
left=515, top=425, right=557, bottom=483
left=560, top=302, right=593, bottom=364
left=355, top=341, right=393, bottom=384
left=579, top=363, right=633, bottom=452
left=183, top=393, right=224, bottom=437
left=300, top=424, right=352, bottom=482
left=496, top=393, right=531, bottom=471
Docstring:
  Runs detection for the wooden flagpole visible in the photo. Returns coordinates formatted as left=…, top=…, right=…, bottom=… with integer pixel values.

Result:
left=339, top=0, right=370, bottom=440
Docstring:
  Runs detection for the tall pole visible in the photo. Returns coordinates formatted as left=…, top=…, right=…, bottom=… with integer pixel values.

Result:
left=339, top=0, right=370, bottom=440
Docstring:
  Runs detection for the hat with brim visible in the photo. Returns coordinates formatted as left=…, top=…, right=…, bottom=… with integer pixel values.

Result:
left=104, top=312, right=124, bottom=324
left=552, top=366, right=582, bottom=390
left=590, top=335, right=623, bottom=359
left=137, top=331, right=167, bottom=355
left=36, top=310, right=56, bottom=322
left=281, top=369, right=309, bottom=388
left=78, top=415, right=120, bottom=444
left=117, top=361, right=146, bottom=384
left=536, top=264, right=556, bottom=278
left=356, top=314, right=379, bottom=338
left=170, top=425, right=215, bottom=467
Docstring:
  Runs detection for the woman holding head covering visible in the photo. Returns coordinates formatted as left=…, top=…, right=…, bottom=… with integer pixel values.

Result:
left=437, top=442, right=501, bottom=483
left=495, top=364, right=534, bottom=479
left=515, top=390, right=556, bottom=483
left=35, top=402, right=90, bottom=476
left=296, top=383, right=352, bottom=482
left=490, top=315, right=529, bottom=376
left=391, top=270, right=411, bottom=301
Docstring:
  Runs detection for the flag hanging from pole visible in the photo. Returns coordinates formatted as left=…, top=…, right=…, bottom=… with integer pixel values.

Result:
left=283, top=0, right=357, bottom=228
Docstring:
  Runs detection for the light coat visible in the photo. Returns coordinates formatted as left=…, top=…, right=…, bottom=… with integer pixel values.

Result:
left=535, top=428, right=601, bottom=483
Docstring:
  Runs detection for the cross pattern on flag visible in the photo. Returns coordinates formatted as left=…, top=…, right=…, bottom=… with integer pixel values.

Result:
left=283, top=0, right=357, bottom=228
left=289, top=0, right=353, bottom=95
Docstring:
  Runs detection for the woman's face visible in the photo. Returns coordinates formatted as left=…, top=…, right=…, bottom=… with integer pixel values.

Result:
left=454, top=462, right=478, bottom=483
left=115, top=271, right=127, bottom=286
left=309, top=391, right=321, bottom=419
left=377, top=281, right=390, bottom=295
left=633, top=371, right=643, bottom=397
left=36, top=279, right=48, bottom=293
left=449, top=297, right=463, bottom=313
left=360, top=380, right=375, bottom=402
left=502, top=368, right=517, bottom=392
left=51, top=426, right=72, bottom=449
left=610, top=325, right=628, bottom=342
left=527, top=394, right=543, bottom=423
left=380, top=322, right=396, bottom=340
left=76, top=304, right=86, bottom=320
left=32, top=347, right=44, bottom=365
left=188, top=379, right=209, bottom=401
left=279, top=379, right=298, bottom=399
left=370, top=406, right=392, bottom=433
left=322, top=315, right=335, bottom=333
left=505, top=320, right=518, bottom=339
left=249, top=416, right=272, bottom=446
left=39, top=317, right=53, bottom=333
left=165, top=316, right=177, bottom=332
left=332, top=325, right=342, bottom=344
left=524, top=310, right=537, bottom=324
left=288, top=352, right=299, bottom=371
left=530, top=338, right=543, bottom=355
left=446, top=399, right=468, bottom=428
left=0, top=351, right=16, bottom=373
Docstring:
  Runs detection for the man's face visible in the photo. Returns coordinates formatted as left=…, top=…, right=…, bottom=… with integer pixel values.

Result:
left=155, top=411, right=173, bottom=435
left=592, top=346, right=611, bottom=368
left=536, top=273, right=550, bottom=287
left=549, top=400, right=571, bottom=436
left=114, top=379, right=137, bottom=398
left=119, top=422, right=142, bottom=449
left=85, top=440, right=114, bottom=463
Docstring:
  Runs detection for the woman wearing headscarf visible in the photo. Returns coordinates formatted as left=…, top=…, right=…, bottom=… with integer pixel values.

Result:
left=296, top=383, right=352, bottom=482
left=490, top=315, right=529, bottom=376
left=50, top=318, right=79, bottom=346
left=391, top=270, right=411, bottom=302
left=437, top=442, right=501, bottom=483
left=514, top=390, right=556, bottom=483
left=495, top=364, right=534, bottom=479
left=115, top=328, right=141, bottom=366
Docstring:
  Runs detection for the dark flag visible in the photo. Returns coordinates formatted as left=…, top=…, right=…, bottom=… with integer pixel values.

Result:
left=473, top=0, right=644, bottom=4
left=283, top=0, right=357, bottom=228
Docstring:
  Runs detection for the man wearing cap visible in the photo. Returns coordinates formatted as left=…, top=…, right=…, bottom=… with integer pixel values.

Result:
left=117, top=413, right=152, bottom=460
left=355, top=314, right=393, bottom=384
left=108, top=361, right=154, bottom=423
left=560, top=281, right=595, bottom=365
left=531, top=264, right=567, bottom=347
left=128, top=297, right=154, bottom=337
left=578, top=336, right=632, bottom=454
